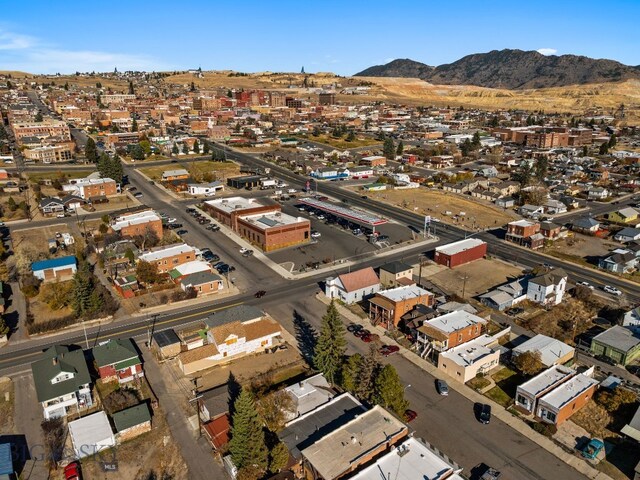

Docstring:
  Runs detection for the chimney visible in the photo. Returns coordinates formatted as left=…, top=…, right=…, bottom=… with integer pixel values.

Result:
left=52, top=357, right=58, bottom=366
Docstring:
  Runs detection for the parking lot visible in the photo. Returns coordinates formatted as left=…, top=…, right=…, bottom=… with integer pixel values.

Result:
left=266, top=198, right=414, bottom=272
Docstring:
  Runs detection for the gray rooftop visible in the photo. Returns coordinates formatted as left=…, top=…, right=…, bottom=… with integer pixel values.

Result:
left=279, top=393, right=364, bottom=460
left=203, top=305, right=264, bottom=329
left=153, top=329, right=180, bottom=348
left=592, top=326, right=640, bottom=353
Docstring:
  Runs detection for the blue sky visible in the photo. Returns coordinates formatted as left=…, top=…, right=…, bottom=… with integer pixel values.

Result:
left=1, top=0, right=638, bottom=75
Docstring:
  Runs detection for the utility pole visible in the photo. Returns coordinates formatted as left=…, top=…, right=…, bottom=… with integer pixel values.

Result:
left=81, top=319, right=90, bottom=350
left=461, top=274, right=469, bottom=299
left=188, top=377, right=203, bottom=438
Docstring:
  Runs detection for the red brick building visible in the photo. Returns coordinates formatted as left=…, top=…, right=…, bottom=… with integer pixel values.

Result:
left=138, top=244, right=197, bottom=273
left=434, top=238, right=487, bottom=268
left=92, top=338, right=143, bottom=384
left=416, top=310, right=487, bottom=354
left=111, top=209, right=163, bottom=239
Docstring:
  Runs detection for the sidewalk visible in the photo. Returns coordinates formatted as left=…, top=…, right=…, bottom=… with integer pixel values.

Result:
left=193, top=205, right=439, bottom=281
left=316, top=294, right=614, bottom=480
left=139, top=341, right=226, bottom=480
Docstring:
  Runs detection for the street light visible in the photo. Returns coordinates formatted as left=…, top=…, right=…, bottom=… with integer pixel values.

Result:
left=404, top=384, right=412, bottom=391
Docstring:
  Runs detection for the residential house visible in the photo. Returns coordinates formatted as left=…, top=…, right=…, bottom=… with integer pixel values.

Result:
left=588, top=187, right=609, bottom=200
left=68, top=411, right=116, bottom=459
left=526, top=268, right=567, bottom=306
left=615, top=227, right=640, bottom=243
left=31, top=345, right=93, bottom=419
left=623, top=307, right=640, bottom=328
left=179, top=270, right=224, bottom=295
left=540, top=221, right=563, bottom=240
left=138, top=243, right=197, bottom=273
left=178, top=306, right=282, bottom=374
left=111, top=209, right=163, bottom=239
left=591, top=326, right=640, bottom=366
left=300, top=405, right=408, bottom=480
left=477, top=166, right=499, bottom=178
left=437, top=334, right=501, bottom=382
left=512, top=334, right=575, bottom=367
left=187, top=181, right=224, bottom=196
left=519, top=204, right=545, bottom=219
left=608, top=207, right=640, bottom=225
left=544, top=199, right=568, bottom=215
left=535, top=369, right=598, bottom=425
left=92, top=338, right=143, bottom=384
left=495, top=196, right=517, bottom=208
left=572, top=216, right=601, bottom=235
left=63, top=177, right=118, bottom=200
left=368, top=285, right=435, bottom=329
left=434, top=238, right=487, bottom=268
left=415, top=310, right=487, bottom=357
left=515, top=365, right=576, bottom=415
left=378, top=261, right=414, bottom=287
left=479, top=277, right=529, bottom=311
left=283, top=374, right=336, bottom=421
left=152, top=329, right=181, bottom=359
left=31, top=255, right=77, bottom=282
left=38, top=197, right=65, bottom=215
left=505, top=220, right=544, bottom=249
left=349, top=437, right=465, bottom=480
left=599, top=250, right=637, bottom=274
left=112, top=403, right=152, bottom=443
left=324, top=267, right=380, bottom=304
left=161, top=169, right=190, bottom=182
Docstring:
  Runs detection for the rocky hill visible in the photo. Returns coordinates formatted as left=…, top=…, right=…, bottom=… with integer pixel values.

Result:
left=355, top=49, right=640, bottom=89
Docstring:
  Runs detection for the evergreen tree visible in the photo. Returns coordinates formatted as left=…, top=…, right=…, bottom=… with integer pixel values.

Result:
left=96, top=93, right=103, bottom=108
left=0, top=124, right=6, bottom=139
left=97, top=152, right=110, bottom=178
left=396, top=141, right=404, bottom=156
left=193, top=139, right=200, bottom=154
left=372, top=364, right=409, bottom=416
left=383, top=137, right=395, bottom=160
left=460, top=138, right=473, bottom=157
left=85, top=137, right=98, bottom=164
left=582, top=145, right=588, bottom=157
left=64, top=82, right=69, bottom=91
left=182, top=143, right=189, bottom=155
left=128, top=81, right=135, bottom=95
left=190, top=81, right=196, bottom=92
left=229, top=389, right=268, bottom=471
left=312, top=301, right=346, bottom=384
left=471, top=131, right=481, bottom=149
left=268, top=442, right=289, bottom=474
left=172, top=144, right=179, bottom=155
left=345, top=130, right=356, bottom=142
left=340, top=353, right=362, bottom=393
left=608, top=133, right=617, bottom=148
left=203, top=142, right=210, bottom=154
left=131, top=118, right=138, bottom=132
left=108, top=156, right=124, bottom=183
left=6, top=197, right=17, bottom=212
left=355, top=344, right=380, bottom=401
left=534, top=157, right=548, bottom=181
left=96, top=81, right=102, bottom=88
left=72, top=263, right=94, bottom=318
left=599, top=142, right=609, bottom=155
left=34, top=112, right=43, bottom=122
left=489, top=115, right=499, bottom=127
left=515, top=162, right=533, bottom=187
left=130, top=144, right=145, bottom=160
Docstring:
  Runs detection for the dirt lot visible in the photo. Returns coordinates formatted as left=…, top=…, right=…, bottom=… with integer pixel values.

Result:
left=364, top=188, right=520, bottom=229
left=26, top=170, right=95, bottom=184
left=140, top=160, right=241, bottom=183
left=72, top=409, right=188, bottom=480
left=81, top=194, right=141, bottom=214
left=427, top=258, right=523, bottom=298
left=545, top=232, right=615, bottom=260
left=0, top=377, right=14, bottom=432
left=0, top=193, right=28, bottom=222
left=297, top=134, right=381, bottom=150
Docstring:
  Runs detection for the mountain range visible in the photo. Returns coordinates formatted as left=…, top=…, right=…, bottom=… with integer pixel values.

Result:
left=355, top=49, right=640, bottom=89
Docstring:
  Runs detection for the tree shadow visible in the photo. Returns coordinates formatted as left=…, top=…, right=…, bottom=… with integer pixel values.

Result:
left=227, top=371, right=242, bottom=419
left=293, top=309, right=317, bottom=363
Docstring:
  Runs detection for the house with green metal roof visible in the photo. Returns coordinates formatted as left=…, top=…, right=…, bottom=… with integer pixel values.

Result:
left=31, top=345, right=93, bottom=419
left=112, top=403, right=152, bottom=443
left=92, top=338, right=143, bottom=384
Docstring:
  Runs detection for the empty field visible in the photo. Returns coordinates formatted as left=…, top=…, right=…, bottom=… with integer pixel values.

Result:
left=365, top=188, right=520, bottom=229
left=140, top=160, right=241, bottom=182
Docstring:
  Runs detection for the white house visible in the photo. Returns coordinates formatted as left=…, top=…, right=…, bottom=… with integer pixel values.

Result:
left=519, top=204, right=545, bottom=218
left=526, top=268, right=567, bottom=306
left=31, top=346, right=93, bottom=419
left=68, top=411, right=116, bottom=459
left=588, top=187, right=609, bottom=200
left=178, top=306, right=282, bottom=375
left=187, top=181, right=224, bottom=196
left=324, top=267, right=380, bottom=304
left=437, top=334, right=501, bottom=382
left=544, top=199, right=568, bottom=215
left=623, top=307, right=640, bottom=328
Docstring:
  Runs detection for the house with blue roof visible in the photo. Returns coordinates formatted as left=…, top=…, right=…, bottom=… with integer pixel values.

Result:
left=31, top=255, right=77, bottom=282
left=0, top=443, right=14, bottom=480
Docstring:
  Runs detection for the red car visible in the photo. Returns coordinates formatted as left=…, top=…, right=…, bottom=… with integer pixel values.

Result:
left=404, top=409, right=418, bottom=422
left=380, top=345, right=400, bottom=356
left=354, top=328, right=370, bottom=338
left=64, top=462, right=82, bottom=480
left=362, top=333, right=380, bottom=343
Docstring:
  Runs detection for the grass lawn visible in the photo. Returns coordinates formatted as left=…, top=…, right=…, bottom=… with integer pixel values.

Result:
left=345, top=302, right=368, bottom=319
left=299, top=134, right=381, bottom=150
left=485, top=386, right=512, bottom=407
left=468, top=376, right=491, bottom=391
left=485, top=367, right=523, bottom=407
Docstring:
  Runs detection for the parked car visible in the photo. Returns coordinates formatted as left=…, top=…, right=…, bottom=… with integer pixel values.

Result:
left=478, top=404, right=491, bottom=424
left=239, top=247, right=250, bottom=254
left=347, top=323, right=362, bottom=333
left=167, top=223, right=183, bottom=229
left=133, top=192, right=143, bottom=198
left=167, top=218, right=177, bottom=223
left=580, top=438, right=604, bottom=460
left=380, top=345, right=400, bottom=357
left=311, top=231, right=321, bottom=239
left=213, top=261, right=226, bottom=269
left=403, top=409, right=418, bottom=423
left=242, top=249, right=254, bottom=257
left=436, top=379, right=449, bottom=396
left=577, top=281, right=594, bottom=289
left=202, top=252, right=220, bottom=263
left=480, top=467, right=502, bottom=480
left=64, top=462, right=82, bottom=480
left=362, top=333, right=380, bottom=343
left=255, top=290, right=266, bottom=298
left=354, top=328, right=370, bottom=338
left=603, top=285, right=622, bottom=296
left=177, top=229, right=188, bottom=235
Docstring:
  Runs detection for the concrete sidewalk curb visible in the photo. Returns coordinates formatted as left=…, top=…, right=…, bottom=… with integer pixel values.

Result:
left=315, top=294, right=613, bottom=480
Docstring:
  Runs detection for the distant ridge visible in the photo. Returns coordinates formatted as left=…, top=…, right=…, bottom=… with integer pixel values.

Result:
left=355, top=49, right=640, bottom=89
